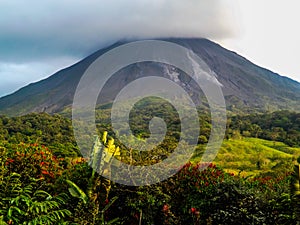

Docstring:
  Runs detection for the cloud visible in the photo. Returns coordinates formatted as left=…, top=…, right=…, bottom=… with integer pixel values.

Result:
left=0, top=0, right=238, bottom=63
left=0, top=56, right=79, bottom=96
left=0, top=0, right=239, bottom=97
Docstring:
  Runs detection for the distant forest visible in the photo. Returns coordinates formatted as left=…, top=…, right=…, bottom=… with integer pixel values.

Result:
left=0, top=110, right=299, bottom=158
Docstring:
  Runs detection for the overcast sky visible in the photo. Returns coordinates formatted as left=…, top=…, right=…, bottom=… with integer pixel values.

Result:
left=0, top=0, right=299, bottom=97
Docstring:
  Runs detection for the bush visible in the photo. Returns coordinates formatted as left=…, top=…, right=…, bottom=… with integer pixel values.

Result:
left=0, top=141, right=297, bottom=224
left=110, top=162, right=295, bottom=224
left=0, top=143, right=71, bottom=224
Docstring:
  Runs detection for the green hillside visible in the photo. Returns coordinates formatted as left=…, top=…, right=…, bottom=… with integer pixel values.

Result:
left=193, top=137, right=300, bottom=176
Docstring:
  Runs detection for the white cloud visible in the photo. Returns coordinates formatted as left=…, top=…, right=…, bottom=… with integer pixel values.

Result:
left=0, top=0, right=241, bottom=96
left=0, top=56, right=79, bottom=96
left=0, top=0, right=238, bottom=62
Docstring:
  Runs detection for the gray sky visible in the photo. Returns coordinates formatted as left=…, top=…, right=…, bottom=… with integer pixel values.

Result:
left=0, top=0, right=299, bottom=97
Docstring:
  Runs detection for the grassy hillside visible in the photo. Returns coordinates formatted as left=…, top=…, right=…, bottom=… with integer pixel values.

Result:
left=193, top=137, right=300, bottom=176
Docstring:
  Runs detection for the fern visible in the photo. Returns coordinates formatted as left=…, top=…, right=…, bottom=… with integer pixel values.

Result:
left=0, top=216, right=7, bottom=225
left=27, top=209, right=72, bottom=225
left=0, top=172, right=71, bottom=224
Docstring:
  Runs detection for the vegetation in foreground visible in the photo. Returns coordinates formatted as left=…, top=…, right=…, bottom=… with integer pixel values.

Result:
left=0, top=110, right=299, bottom=224
left=0, top=137, right=300, bottom=224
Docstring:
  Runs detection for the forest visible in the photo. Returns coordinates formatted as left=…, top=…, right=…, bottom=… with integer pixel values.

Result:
left=0, top=109, right=300, bottom=224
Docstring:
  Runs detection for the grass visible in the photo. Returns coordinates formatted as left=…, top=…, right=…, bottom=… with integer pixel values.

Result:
left=192, top=137, right=300, bottom=176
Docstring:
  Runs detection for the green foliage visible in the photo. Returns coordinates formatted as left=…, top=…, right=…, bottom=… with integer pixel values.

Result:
left=0, top=143, right=73, bottom=224
left=0, top=171, right=71, bottom=224
left=0, top=113, right=78, bottom=157
left=228, top=110, right=300, bottom=147
left=192, top=138, right=300, bottom=176
left=0, top=137, right=298, bottom=224
left=290, top=164, right=300, bottom=223
left=3, top=142, right=65, bottom=193
left=63, top=134, right=119, bottom=225
left=65, top=180, right=88, bottom=204
left=110, top=162, right=295, bottom=224
left=1, top=108, right=299, bottom=224
left=65, top=178, right=116, bottom=225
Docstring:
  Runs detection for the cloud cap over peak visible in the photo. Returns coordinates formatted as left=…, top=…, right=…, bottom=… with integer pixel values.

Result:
left=0, top=0, right=238, bottom=62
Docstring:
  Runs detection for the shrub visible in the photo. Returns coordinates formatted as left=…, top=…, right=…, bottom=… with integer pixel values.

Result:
left=4, top=143, right=64, bottom=190
left=0, top=144, right=71, bottom=224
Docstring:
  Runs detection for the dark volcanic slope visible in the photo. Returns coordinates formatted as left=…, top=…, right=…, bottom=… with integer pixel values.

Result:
left=0, top=38, right=299, bottom=116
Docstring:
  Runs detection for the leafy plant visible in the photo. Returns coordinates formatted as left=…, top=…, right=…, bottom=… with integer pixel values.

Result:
left=4, top=142, right=64, bottom=191
left=0, top=173, right=71, bottom=224
left=65, top=133, right=120, bottom=225
left=291, top=164, right=300, bottom=224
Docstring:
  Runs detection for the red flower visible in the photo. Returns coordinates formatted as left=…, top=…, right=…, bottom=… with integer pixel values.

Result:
left=6, top=158, right=14, bottom=164
left=105, top=199, right=109, bottom=204
left=162, top=204, right=169, bottom=212
left=191, top=207, right=196, bottom=214
left=41, top=170, right=49, bottom=175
